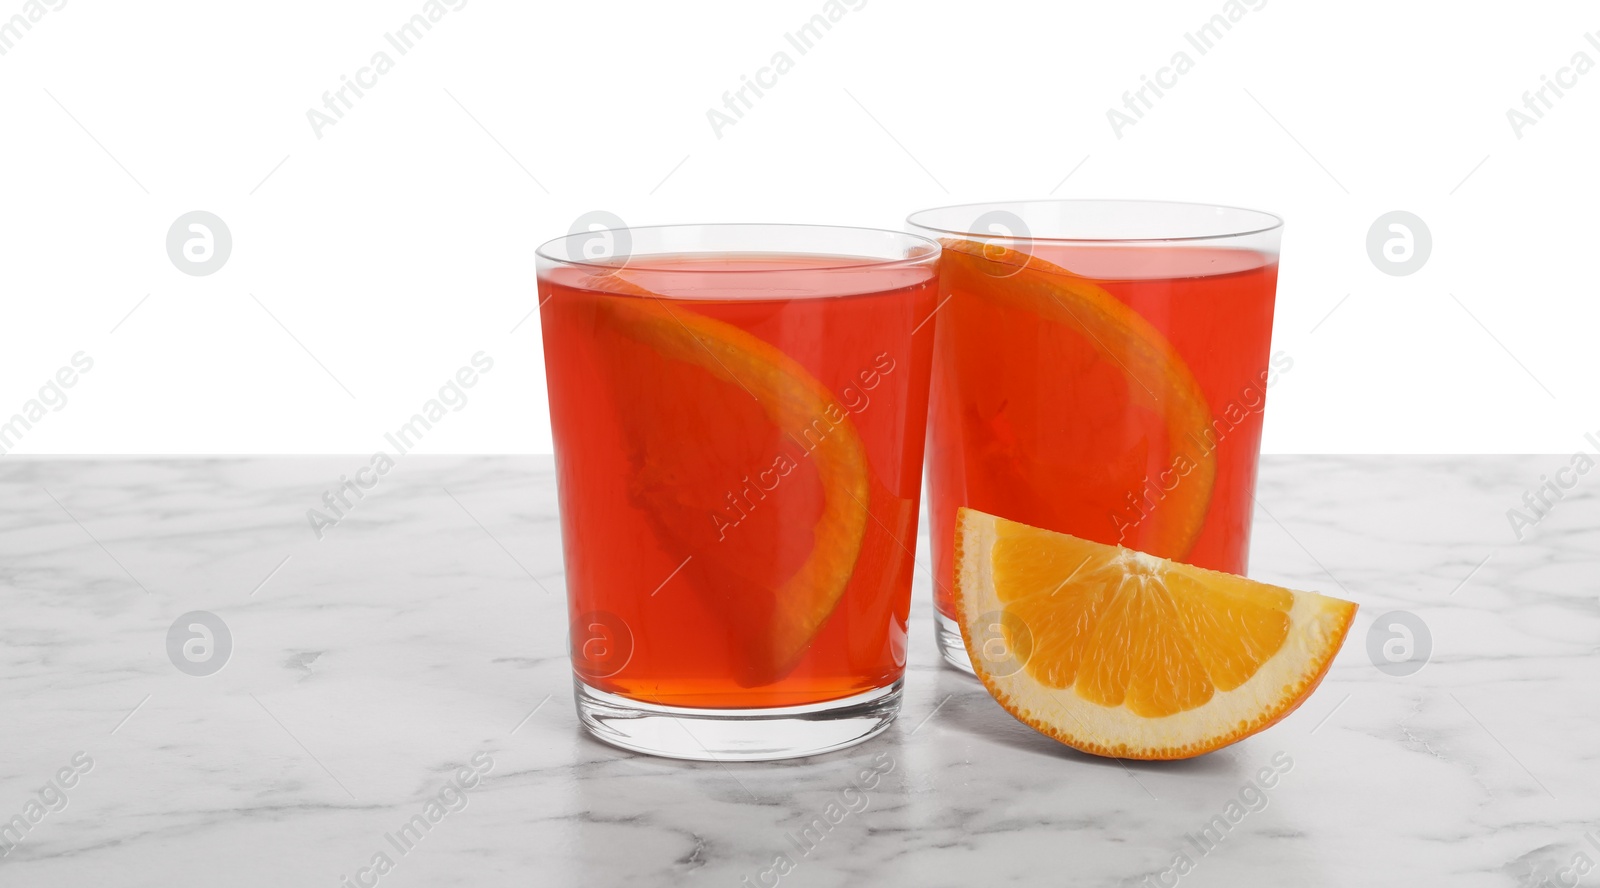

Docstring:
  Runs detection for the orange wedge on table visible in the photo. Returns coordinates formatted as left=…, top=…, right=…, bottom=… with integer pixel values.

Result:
left=585, top=270, right=869, bottom=683
left=954, top=507, right=1357, bottom=759
left=940, top=239, right=1217, bottom=561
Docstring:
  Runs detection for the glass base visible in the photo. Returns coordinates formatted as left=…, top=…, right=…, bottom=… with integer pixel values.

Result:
left=573, top=678, right=902, bottom=762
left=934, top=610, right=976, bottom=675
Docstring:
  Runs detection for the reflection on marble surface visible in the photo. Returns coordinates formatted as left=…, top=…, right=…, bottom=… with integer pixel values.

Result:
left=1, top=456, right=1597, bottom=887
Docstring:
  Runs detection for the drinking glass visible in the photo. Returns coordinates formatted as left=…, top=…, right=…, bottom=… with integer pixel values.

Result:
left=537, top=223, right=941, bottom=759
left=907, top=200, right=1284, bottom=672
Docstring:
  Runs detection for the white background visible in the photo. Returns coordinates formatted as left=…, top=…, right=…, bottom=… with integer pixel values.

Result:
left=1, top=0, right=1595, bottom=455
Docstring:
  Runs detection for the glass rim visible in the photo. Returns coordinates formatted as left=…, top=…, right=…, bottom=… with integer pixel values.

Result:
left=905, top=199, right=1284, bottom=244
left=536, top=222, right=943, bottom=274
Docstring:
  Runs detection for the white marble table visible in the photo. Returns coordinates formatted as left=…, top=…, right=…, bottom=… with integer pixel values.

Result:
left=1, top=456, right=1596, bottom=887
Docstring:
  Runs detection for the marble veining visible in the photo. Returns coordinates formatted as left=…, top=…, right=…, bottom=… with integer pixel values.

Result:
left=1, top=456, right=1597, bottom=887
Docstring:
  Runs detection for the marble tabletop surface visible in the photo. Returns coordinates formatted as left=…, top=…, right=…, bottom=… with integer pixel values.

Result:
left=2, top=455, right=1597, bottom=887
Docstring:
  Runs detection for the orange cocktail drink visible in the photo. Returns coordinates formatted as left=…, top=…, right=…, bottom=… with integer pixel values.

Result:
left=908, top=201, right=1285, bottom=672
left=537, top=223, right=940, bottom=760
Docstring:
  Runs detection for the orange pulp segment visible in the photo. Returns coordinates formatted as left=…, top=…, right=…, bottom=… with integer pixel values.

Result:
left=940, top=239, right=1217, bottom=561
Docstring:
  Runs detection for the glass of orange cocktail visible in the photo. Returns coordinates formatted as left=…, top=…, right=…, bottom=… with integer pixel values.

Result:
left=537, top=223, right=941, bottom=760
left=907, top=200, right=1285, bottom=673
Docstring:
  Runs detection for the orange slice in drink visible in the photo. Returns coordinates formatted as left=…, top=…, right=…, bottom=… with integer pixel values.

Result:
left=941, top=239, right=1216, bottom=561
left=586, top=271, right=870, bottom=683
left=954, top=507, right=1357, bottom=759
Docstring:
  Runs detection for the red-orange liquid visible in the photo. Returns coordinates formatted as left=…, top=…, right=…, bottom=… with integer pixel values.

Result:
left=540, top=256, right=937, bottom=708
left=928, top=246, right=1281, bottom=618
